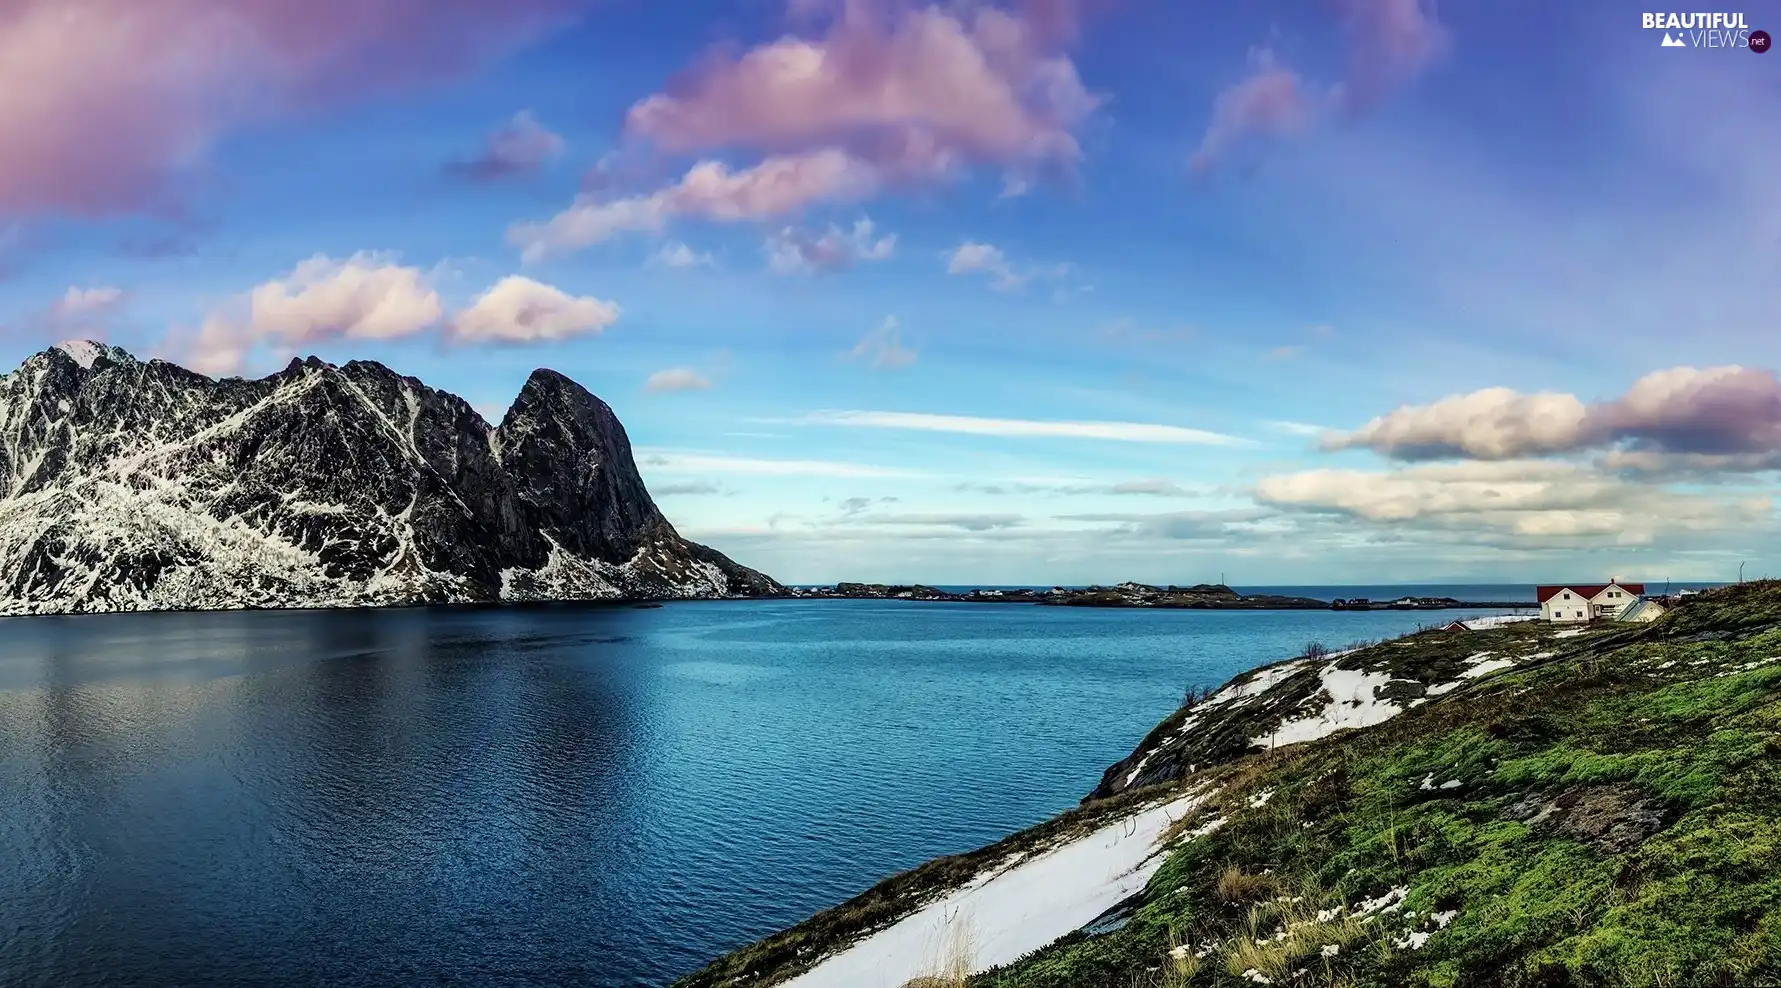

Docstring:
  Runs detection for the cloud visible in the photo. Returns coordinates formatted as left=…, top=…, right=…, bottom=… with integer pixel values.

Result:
left=0, top=0, right=581, bottom=218
left=622, top=0, right=1098, bottom=182
left=1264, top=344, right=1305, bottom=361
left=766, top=217, right=896, bottom=274
left=1254, top=459, right=1771, bottom=543
left=1190, top=0, right=1447, bottom=175
left=1108, top=479, right=1196, bottom=497
left=445, top=111, right=564, bottom=181
left=1051, top=507, right=1272, bottom=540
left=649, top=241, right=715, bottom=268
left=952, top=478, right=1203, bottom=497
left=799, top=409, right=1250, bottom=445
left=1332, top=0, right=1450, bottom=115
left=448, top=275, right=619, bottom=343
left=1327, top=387, right=1590, bottom=460
left=856, top=513, right=1025, bottom=532
left=638, top=450, right=921, bottom=478
left=653, top=481, right=724, bottom=496
left=1326, top=366, right=1781, bottom=468
left=247, top=252, right=444, bottom=344
left=1267, top=420, right=1330, bottom=438
left=509, top=150, right=879, bottom=260
left=1188, top=51, right=1313, bottom=176
left=166, top=253, right=613, bottom=374
left=945, top=240, right=1022, bottom=290
left=516, top=1, right=1099, bottom=257
left=845, top=316, right=917, bottom=369
left=645, top=367, right=715, bottom=393
left=51, top=286, right=125, bottom=317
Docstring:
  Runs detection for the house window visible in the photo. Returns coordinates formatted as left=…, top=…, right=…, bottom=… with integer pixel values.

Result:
left=1563, top=592, right=1572, bottom=599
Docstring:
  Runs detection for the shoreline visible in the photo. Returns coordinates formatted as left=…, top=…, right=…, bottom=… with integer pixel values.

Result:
left=0, top=582, right=1542, bottom=621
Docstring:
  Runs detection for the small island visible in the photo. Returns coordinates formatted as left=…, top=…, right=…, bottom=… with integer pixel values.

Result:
left=787, top=582, right=1529, bottom=610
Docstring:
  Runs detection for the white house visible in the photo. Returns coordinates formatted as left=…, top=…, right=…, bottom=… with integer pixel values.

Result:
left=1536, top=580, right=1646, bottom=623
left=1617, top=598, right=1669, bottom=623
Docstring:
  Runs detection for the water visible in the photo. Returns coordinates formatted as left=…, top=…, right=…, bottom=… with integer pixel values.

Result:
left=0, top=595, right=1543, bottom=987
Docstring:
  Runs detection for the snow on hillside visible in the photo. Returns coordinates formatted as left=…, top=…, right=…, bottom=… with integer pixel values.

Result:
left=779, top=791, right=1210, bottom=988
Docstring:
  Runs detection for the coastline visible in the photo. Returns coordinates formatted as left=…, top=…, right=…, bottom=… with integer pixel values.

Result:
left=785, top=581, right=1536, bottom=612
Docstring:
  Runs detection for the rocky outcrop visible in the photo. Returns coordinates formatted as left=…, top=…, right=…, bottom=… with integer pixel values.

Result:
left=0, top=342, right=781, bottom=615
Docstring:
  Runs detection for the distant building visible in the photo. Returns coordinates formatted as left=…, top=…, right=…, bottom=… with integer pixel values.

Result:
left=1617, top=598, right=1669, bottom=623
left=1536, top=581, right=1646, bottom=623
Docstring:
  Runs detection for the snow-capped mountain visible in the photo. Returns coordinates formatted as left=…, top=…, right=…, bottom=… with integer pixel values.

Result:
left=0, top=342, right=782, bottom=616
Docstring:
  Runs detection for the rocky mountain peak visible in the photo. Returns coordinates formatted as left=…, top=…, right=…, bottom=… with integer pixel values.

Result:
left=0, top=345, right=782, bottom=615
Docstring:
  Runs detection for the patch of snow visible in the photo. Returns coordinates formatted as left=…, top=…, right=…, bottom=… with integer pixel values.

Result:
left=1248, top=789, right=1274, bottom=808
left=1462, top=658, right=1517, bottom=679
left=1354, top=886, right=1408, bottom=917
left=1206, top=660, right=1308, bottom=709
left=1554, top=628, right=1590, bottom=638
left=1394, top=930, right=1432, bottom=950
left=1456, top=614, right=1540, bottom=629
left=1418, top=773, right=1435, bottom=791
left=1438, top=779, right=1462, bottom=790
left=777, top=793, right=1205, bottom=988
left=54, top=340, right=103, bottom=369
left=1256, top=666, right=1403, bottom=748
left=1432, top=910, right=1459, bottom=928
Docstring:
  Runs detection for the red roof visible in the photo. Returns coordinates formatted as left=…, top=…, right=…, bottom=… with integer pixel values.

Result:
left=1536, top=582, right=1645, bottom=603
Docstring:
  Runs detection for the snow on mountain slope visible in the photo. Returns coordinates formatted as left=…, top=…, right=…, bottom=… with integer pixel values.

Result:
left=0, top=344, right=782, bottom=616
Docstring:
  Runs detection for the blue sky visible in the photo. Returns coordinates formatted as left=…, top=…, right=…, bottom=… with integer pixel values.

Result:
left=3, top=0, right=1780, bottom=585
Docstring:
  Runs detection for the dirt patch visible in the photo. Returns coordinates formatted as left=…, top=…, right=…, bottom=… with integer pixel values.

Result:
left=1506, top=783, right=1671, bottom=854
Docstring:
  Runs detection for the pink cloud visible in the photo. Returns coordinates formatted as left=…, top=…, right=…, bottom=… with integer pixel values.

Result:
left=1190, top=0, right=1447, bottom=175
left=509, top=150, right=881, bottom=261
left=0, top=0, right=581, bottom=217
left=446, top=111, right=566, bottom=181
left=624, top=0, right=1098, bottom=182
left=1188, top=52, right=1313, bottom=176
left=1326, top=366, right=1781, bottom=470
left=1332, top=0, right=1450, bottom=115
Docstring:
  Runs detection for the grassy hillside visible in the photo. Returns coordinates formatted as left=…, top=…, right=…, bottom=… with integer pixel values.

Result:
left=676, top=582, right=1781, bottom=988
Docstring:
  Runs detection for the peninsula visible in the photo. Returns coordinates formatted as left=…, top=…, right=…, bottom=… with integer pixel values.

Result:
left=788, top=581, right=1530, bottom=611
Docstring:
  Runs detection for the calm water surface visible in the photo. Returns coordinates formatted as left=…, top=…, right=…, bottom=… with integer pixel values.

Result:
left=1, top=596, right=1522, bottom=987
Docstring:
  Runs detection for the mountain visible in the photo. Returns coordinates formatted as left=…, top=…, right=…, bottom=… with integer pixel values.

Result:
left=0, top=342, right=781, bottom=616
left=674, top=583, right=1781, bottom=988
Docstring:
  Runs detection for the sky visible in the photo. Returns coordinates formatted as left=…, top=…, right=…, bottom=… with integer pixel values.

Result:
left=2, top=0, right=1780, bottom=586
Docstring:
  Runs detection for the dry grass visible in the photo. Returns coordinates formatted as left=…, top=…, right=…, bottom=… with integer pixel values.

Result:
left=1219, top=896, right=1373, bottom=985
left=899, top=909, right=975, bottom=988
left=1215, top=865, right=1277, bottom=903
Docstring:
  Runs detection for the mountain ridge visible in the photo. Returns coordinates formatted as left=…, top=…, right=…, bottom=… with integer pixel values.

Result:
left=0, top=342, right=781, bottom=616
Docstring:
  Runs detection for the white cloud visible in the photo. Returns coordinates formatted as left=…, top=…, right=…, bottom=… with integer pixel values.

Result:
left=165, top=253, right=621, bottom=375
left=766, top=217, right=895, bottom=274
left=1255, top=459, right=1771, bottom=543
left=845, top=316, right=917, bottom=369
left=645, top=367, right=714, bottom=393
left=1326, top=386, right=1591, bottom=460
left=52, top=285, right=124, bottom=316
left=798, top=410, right=1250, bottom=446
left=638, top=450, right=922, bottom=478
left=247, top=252, right=443, bottom=344
left=1267, top=420, right=1331, bottom=438
left=945, top=240, right=1021, bottom=290
left=650, top=241, right=715, bottom=268
left=448, top=275, right=619, bottom=343
left=509, top=150, right=879, bottom=262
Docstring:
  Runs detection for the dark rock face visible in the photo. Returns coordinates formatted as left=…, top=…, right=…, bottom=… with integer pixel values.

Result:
left=0, top=343, right=783, bottom=615
left=1507, top=784, right=1672, bottom=854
